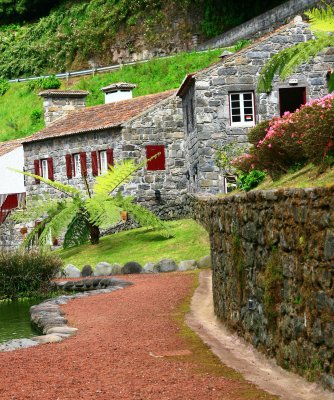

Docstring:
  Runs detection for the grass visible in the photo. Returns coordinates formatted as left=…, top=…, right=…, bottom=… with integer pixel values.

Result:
left=0, top=48, right=225, bottom=142
left=59, top=219, right=210, bottom=269
left=256, top=164, right=334, bottom=190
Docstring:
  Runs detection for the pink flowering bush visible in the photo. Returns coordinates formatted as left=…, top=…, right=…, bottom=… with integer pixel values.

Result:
left=234, top=94, right=334, bottom=178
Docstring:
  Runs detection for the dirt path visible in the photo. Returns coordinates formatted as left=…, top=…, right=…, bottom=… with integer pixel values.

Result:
left=0, top=273, right=277, bottom=400
left=187, top=270, right=334, bottom=400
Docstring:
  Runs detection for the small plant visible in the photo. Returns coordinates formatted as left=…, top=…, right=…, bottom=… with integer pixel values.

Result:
left=238, top=169, right=266, bottom=191
left=214, top=142, right=248, bottom=174
left=0, top=248, right=62, bottom=300
left=0, top=77, right=9, bottom=96
left=28, top=75, right=61, bottom=91
left=30, top=109, right=42, bottom=125
left=233, top=39, right=251, bottom=52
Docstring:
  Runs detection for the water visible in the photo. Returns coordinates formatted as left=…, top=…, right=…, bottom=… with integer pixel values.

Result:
left=0, top=298, right=40, bottom=344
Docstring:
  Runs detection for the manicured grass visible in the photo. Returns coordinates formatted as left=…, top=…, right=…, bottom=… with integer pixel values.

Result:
left=59, top=219, right=209, bottom=269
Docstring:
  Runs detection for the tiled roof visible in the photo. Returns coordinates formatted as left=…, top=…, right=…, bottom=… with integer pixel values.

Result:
left=0, top=139, right=22, bottom=157
left=39, top=90, right=90, bottom=98
left=24, top=90, right=176, bottom=143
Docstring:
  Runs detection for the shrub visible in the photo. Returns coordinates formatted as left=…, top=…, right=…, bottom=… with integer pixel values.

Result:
left=30, top=109, right=42, bottom=125
left=232, top=153, right=258, bottom=173
left=214, top=142, right=248, bottom=174
left=0, top=248, right=63, bottom=300
left=0, top=77, right=9, bottom=96
left=247, top=120, right=270, bottom=146
left=238, top=170, right=266, bottom=192
left=28, top=75, right=61, bottom=91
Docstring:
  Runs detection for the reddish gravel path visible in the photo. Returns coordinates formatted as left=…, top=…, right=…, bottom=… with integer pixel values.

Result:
left=0, top=273, right=274, bottom=400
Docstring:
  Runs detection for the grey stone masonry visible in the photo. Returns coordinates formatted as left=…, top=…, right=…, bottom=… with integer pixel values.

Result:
left=24, top=95, right=187, bottom=221
left=39, top=90, right=89, bottom=126
left=178, top=19, right=334, bottom=195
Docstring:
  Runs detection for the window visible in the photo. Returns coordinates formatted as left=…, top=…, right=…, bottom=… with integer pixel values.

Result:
left=99, top=150, right=108, bottom=174
left=73, top=154, right=81, bottom=177
left=279, top=87, right=306, bottom=116
left=41, top=159, right=48, bottom=179
left=146, top=145, right=165, bottom=171
left=229, top=92, right=255, bottom=127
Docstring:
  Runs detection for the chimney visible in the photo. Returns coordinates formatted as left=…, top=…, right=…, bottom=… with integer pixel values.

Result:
left=101, top=82, right=136, bottom=104
left=39, top=90, right=89, bottom=126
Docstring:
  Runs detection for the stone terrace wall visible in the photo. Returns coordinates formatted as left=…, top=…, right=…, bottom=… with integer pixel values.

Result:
left=189, top=187, right=334, bottom=390
left=197, top=0, right=320, bottom=50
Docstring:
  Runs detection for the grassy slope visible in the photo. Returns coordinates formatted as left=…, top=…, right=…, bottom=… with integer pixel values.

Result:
left=59, top=219, right=210, bottom=269
left=256, top=164, right=334, bottom=190
left=0, top=48, right=223, bottom=142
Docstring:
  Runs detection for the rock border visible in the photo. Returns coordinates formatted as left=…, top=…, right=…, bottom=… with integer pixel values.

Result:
left=0, top=277, right=132, bottom=352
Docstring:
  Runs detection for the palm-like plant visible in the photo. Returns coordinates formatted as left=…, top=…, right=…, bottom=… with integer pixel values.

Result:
left=12, top=158, right=171, bottom=249
left=258, top=4, right=334, bottom=93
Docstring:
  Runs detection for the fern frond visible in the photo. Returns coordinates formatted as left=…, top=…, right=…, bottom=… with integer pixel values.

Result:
left=63, top=211, right=90, bottom=248
left=306, top=5, right=334, bottom=32
left=328, top=71, right=334, bottom=92
left=21, top=219, right=48, bottom=249
left=10, top=168, right=81, bottom=198
left=39, top=201, right=79, bottom=245
left=114, top=194, right=173, bottom=238
left=85, top=194, right=121, bottom=228
left=11, top=195, right=60, bottom=223
left=258, top=34, right=334, bottom=92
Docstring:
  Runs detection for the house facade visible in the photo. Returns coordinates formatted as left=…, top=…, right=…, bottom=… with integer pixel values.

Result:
left=22, top=88, right=187, bottom=220
left=177, top=16, right=334, bottom=194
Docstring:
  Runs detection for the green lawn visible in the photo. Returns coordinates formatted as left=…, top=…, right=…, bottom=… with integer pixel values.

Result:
left=59, top=219, right=209, bottom=269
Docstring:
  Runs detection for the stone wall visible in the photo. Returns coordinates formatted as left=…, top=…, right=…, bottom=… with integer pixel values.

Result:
left=180, top=20, right=334, bottom=195
left=0, top=217, right=26, bottom=249
left=189, top=187, right=334, bottom=390
left=197, top=0, right=321, bottom=51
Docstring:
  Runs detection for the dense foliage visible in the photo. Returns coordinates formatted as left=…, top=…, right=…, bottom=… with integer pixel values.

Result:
left=0, top=0, right=59, bottom=21
left=0, top=248, right=62, bottom=300
left=233, top=94, right=334, bottom=178
left=0, top=0, right=283, bottom=78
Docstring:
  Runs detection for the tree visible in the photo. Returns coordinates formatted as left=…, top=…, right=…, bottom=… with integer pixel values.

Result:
left=258, top=4, right=334, bottom=93
left=12, top=158, right=171, bottom=249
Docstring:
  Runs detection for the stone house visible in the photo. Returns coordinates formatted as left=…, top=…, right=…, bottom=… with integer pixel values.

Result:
left=22, top=86, right=187, bottom=220
left=177, top=16, right=334, bottom=194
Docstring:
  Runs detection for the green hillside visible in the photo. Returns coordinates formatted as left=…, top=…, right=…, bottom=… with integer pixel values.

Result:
left=0, top=48, right=224, bottom=142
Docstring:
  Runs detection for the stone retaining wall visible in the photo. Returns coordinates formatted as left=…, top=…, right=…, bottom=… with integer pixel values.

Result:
left=188, top=187, right=334, bottom=390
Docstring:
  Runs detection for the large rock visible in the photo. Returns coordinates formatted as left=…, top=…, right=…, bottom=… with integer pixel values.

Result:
left=122, top=261, right=142, bottom=274
left=142, top=262, right=156, bottom=273
left=154, top=259, right=177, bottom=273
left=94, top=262, right=112, bottom=276
left=110, top=263, right=123, bottom=275
left=197, top=255, right=212, bottom=269
left=81, top=265, right=93, bottom=277
left=178, top=260, right=197, bottom=271
left=63, top=264, right=81, bottom=278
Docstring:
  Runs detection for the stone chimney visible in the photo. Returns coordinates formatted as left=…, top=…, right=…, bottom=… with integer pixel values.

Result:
left=39, top=90, right=89, bottom=126
left=101, top=82, right=136, bottom=104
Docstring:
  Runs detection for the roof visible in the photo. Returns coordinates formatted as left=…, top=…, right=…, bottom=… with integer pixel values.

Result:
left=23, top=90, right=176, bottom=144
left=176, top=19, right=307, bottom=96
left=101, top=82, right=137, bottom=93
left=0, top=139, right=22, bottom=157
left=39, top=90, right=89, bottom=98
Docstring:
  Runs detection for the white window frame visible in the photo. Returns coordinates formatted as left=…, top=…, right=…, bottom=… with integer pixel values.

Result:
left=40, top=159, right=48, bottom=179
left=73, top=154, right=81, bottom=177
left=99, top=150, right=108, bottom=175
left=229, top=92, right=255, bottom=128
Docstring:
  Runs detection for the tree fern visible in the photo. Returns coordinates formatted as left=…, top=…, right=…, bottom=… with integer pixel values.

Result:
left=85, top=194, right=121, bottom=228
left=258, top=5, right=334, bottom=93
left=63, top=210, right=90, bottom=248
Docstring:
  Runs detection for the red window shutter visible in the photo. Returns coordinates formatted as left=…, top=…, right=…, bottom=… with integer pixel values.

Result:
left=80, top=152, right=87, bottom=177
left=34, top=160, right=40, bottom=184
left=106, top=149, right=113, bottom=168
left=146, top=145, right=165, bottom=171
left=65, top=154, right=72, bottom=179
left=91, top=151, right=98, bottom=177
left=47, top=158, right=54, bottom=181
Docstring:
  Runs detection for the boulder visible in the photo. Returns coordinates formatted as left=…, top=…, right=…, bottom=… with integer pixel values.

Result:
left=178, top=260, right=198, bottom=271
left=142, top=262, right=156, bottom=273
left=154, top=259, right=177, bottom=273
left=122, top=261, right=142, bottom=274
left=81, top=265, right=93, bottom=277
left=197, top=255, right=212, bottom=269
left=63, top=264, right=81, bottom=278
left=110, top=263, right=123, bottom=275
left=94, top=262, right=112, bottom=276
